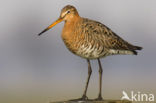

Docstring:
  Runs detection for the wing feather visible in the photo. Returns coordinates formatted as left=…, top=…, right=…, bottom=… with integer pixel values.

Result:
left=81, top=18, right=139, bottom=51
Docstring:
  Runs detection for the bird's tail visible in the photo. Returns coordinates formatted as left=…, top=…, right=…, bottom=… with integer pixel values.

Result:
left=134, top=46, right=143, bottom=50
left=131, top=46, right=143, bottom=55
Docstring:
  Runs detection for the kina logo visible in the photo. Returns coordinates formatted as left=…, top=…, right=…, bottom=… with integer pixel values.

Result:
left=121, top=90, right=154, bottom=102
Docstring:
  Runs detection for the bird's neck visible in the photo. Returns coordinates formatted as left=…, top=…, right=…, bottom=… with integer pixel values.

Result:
left=62, top=16, right=81, bottom=43
left=63, top=15, right=81, bottom=32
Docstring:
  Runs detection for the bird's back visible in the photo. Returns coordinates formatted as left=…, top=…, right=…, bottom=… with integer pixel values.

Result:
left=62, top=18, right=142, bottom=59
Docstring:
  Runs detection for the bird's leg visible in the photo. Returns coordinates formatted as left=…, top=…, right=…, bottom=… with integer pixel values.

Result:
left=95, top=59, right=103, bottom=100
left=70, top=59, right=92, bottom=101
left=82, top=59, right=92, bottom=100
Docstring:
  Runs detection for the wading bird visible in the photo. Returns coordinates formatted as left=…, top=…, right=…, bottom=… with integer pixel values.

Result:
left=38, top=5, right=142, bottom=101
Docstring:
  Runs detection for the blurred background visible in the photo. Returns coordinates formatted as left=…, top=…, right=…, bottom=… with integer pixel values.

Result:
left=0, top=0, right=156, bottom=103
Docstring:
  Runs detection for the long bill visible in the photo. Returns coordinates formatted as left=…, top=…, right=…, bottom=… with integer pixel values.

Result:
left=38, top=18, right=63, bottom=36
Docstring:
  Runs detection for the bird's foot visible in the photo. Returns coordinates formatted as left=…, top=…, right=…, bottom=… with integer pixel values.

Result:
left=94, top=95, right=103, bottom=101
left=69, top=95, right=89, bottom=101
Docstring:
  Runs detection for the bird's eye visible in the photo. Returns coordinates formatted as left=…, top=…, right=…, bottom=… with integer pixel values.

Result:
left=67, top=10, right=70, bottom=14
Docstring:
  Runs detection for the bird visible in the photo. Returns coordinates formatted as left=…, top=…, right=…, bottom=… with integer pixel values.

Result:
left=38, top=5, right=142, bottom=101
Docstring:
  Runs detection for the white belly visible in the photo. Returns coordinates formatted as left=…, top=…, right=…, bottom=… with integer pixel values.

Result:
left=76, top=44, right=106, bottom=59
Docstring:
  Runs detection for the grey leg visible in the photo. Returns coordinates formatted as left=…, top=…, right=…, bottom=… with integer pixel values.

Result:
left=95, top=58, right=103, bottom=100
left=70, top=59, right=92, bottom=101
left=82, top=59, right=92, bottom=99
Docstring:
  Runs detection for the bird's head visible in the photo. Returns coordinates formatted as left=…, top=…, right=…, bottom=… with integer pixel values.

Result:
left=38, top=5, right=79, bottom=36
left=60, top=5, right=79, bottom=21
